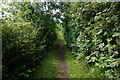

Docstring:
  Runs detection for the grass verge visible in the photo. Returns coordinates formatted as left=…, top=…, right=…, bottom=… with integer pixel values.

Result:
left=31, top=49, right=60, bottom=79
left=65, top=49, right=104, bottom=78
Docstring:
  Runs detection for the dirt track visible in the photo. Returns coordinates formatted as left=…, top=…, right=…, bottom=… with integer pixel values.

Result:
left=57, top=38, right=69, bottom=78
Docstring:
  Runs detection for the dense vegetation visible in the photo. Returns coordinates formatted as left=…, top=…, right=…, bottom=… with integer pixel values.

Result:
left=2, top=2, right=58, bottom=80
left=61, top=2, right=120, bottom=78
left=1, top=2, right=120, bottom=79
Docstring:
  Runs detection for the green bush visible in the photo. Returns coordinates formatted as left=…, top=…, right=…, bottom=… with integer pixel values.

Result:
left=2, top=2, right=57, bottom=80
left=62, top=2, right=120, bottom=78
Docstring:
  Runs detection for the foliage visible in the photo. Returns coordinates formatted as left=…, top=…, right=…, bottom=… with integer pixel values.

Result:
left=62, top=2, right=120, bottom=78
left=2, top=2, right=57, bottom=80
left=2, top=2, right=120, bottom=79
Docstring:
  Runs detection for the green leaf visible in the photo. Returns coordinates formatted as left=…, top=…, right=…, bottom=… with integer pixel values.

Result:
left=115, top=51, right=118, bottom=54
left=107, top=38, right=112, bottom=42
left=100, top=57, right=106, bottom=60
left=27, top=69, right=32, bottom=73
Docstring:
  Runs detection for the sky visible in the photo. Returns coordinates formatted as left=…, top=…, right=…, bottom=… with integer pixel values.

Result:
left=0, top=3, right=12, bottom=18
left=0, top=2, right=63, bottom=21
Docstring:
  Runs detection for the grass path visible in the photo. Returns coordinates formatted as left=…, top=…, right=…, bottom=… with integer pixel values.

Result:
left=31, top=38, right=104, bottom=79
left=31, top=48, right=104, bottom=79
left=31, top=38, right=70, bottom=79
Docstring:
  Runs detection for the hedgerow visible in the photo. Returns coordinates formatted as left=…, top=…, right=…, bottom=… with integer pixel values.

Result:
left=62, top=2, right=120, bottom=78
left=2, top=2, right=57, bottom=80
